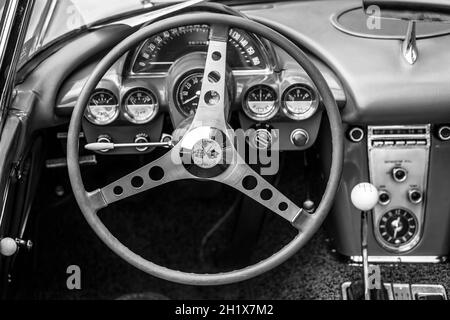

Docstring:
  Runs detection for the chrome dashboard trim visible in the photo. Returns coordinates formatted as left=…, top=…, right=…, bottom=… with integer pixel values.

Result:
left=368, top=125, right=431, bottom=254
left=349, top=255, right=447, bottom=264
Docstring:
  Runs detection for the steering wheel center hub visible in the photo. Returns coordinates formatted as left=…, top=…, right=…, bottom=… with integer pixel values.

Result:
left=191, top=138, right=224, bottom=169
left=179, top=126, right=232, bottom=178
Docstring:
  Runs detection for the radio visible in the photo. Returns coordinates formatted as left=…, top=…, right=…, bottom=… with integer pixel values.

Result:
left=368, top=125, right=431, bottom=253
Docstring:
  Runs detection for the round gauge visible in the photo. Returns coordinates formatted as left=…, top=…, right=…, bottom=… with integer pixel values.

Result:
left=282, top=84, right=318, bottom=120
left=85, top=90, right=119, bottom=125
left=243, top=85, right=278, bottom=121
left=133, top=25, right=266, bottom=74
left=175, top=72, right=204, bottom=117
left=378, top=209, right=418, bottom=247
left=123, top=89, right=159, bottom=124
left=175, top=71, right=221, bottom=117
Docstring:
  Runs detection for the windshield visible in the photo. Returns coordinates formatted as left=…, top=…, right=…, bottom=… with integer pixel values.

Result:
left=21, top=0, right=164, bottom=66
left=20, top=0, right=331, bottom=68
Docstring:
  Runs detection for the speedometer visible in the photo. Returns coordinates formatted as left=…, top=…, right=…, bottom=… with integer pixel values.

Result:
left=132, top=25, right=267, bottom=74
left=85, top=90, right=119, bottom=125
left=123, top=89, right=159, bottom=124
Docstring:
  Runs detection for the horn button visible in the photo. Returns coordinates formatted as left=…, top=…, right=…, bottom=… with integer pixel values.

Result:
left=179, top=126, right=232, bottom=178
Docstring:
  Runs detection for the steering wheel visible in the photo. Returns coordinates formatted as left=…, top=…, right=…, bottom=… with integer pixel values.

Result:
left=67, top=12, right=344, bottom=286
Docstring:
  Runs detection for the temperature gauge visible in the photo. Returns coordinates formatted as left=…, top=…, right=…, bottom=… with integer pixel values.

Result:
left=282, top=84, right=318, bottom=120
left=243, top=85, right=278, bottom=121
left=123, top=89, right=159, bottom=124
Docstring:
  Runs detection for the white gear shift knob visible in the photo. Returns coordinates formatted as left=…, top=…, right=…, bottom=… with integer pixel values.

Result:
left=351, top=183, right=379, bottom=211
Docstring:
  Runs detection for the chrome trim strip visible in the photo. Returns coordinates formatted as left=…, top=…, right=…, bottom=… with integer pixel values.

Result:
left=0, top=0, right=19, bottom=64
left=36, top=0, right=57, bottom=49
left=0, top=176, right=11, bottom=232
left=349, top=255, right=447, bottom=264
left=0, top=0, right=19, bottom=128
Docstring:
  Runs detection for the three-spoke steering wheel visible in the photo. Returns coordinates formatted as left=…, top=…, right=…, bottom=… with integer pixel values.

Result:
left=67, top=13, right=343, bottom=286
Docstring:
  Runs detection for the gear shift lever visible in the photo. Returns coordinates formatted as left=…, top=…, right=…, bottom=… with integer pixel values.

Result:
left=351, top=183, right=379, bottom=300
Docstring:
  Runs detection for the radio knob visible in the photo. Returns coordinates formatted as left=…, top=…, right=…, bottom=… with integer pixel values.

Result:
left=392, top=167, right=408, bottom=183
left=291, top=129, right=309, bottom=147
left=408, top=189, right=423, bottom=204
left=378, top=190, right=391, bottom=206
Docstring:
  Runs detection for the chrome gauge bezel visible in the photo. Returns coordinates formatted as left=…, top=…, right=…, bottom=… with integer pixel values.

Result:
left=281, top=84, right=319, bottom=121
left=242, top=84, right=279, bottom=122
left=376, top=208, right=420, bottom=253
left=123, top=88, right=159, bottom=124
left=174, top=71, right=205, bottom=118
left=85, top=89, right=120, bottom=126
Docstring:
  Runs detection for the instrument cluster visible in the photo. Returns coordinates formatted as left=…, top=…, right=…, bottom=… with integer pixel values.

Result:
left=76, top=24, right=324, bottom=155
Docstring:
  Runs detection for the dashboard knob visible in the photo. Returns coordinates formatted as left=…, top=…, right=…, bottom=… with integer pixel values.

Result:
left=392, top=167, right=408, bottom=183
left=291, top=129, right=309, bottom=147
left=438, top=126, right=450, bottom=141
left=96, top=135, right=112, bottom=153
left=0, top=238, right=18, bottom=257
left=378, top=190, right=391, bottom=206
left=351, top=183, right=379, bottom=212
left=135, top=134, right=150, bottom=152
left=408, top=189, right=423, bottom=204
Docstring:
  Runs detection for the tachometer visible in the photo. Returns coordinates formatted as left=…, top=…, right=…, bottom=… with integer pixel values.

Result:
left=132, top=25, right=267, bottom=74
left=243, top=85, right=278, bottom=121
left=175, top=72, right=203, bottom=117
left=85, top=90, right=119, bottom=125
left=282, top=84, right=318, bottom=120
left=175, top=71, right=222, bottom=117
left=123, top=89, right=159, bottom=124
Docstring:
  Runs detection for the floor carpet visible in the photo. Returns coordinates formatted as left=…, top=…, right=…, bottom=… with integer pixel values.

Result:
left=19, top=153, right=450, bottom=300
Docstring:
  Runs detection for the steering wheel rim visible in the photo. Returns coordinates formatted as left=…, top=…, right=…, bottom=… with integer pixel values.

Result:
left=67, top=12, right=344, bottom=286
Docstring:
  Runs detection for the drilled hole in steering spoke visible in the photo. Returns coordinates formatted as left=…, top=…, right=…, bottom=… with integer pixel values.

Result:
left=261, top=189, right=273, bottom=201
left=212, top=51, right=221, bottom=61
left=204, top=91, right=220, bottom=106
left=279, top=202, right=288, bottom=212
left=242, top=176, right=258, bottom=191
left=149, top=166, right=165, bottom=181
left=113, top=186, right=124, bottom=196
left=208, top=71, right=220, bottom=83
left=131, top=176, right=144, bottom=189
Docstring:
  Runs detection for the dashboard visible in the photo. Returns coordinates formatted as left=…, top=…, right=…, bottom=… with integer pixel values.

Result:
left=57, top=23, right=330, bottom=155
